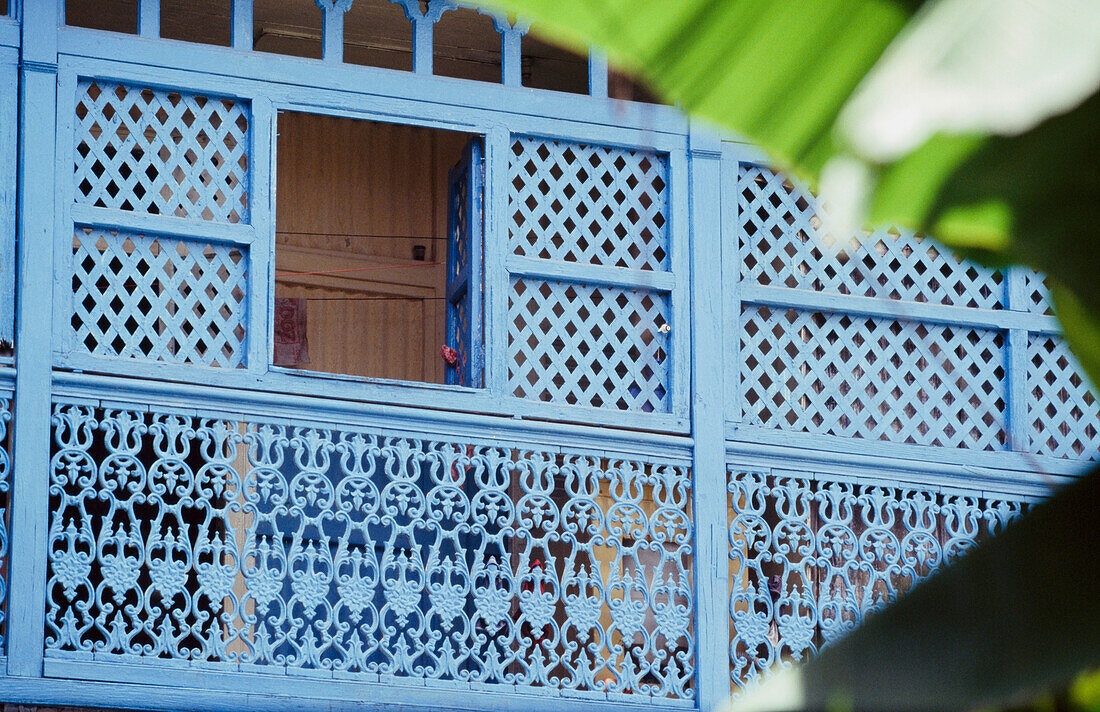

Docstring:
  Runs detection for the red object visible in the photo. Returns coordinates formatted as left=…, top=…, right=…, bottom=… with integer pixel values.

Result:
left=273, top=297, right=309, bottom=366
left=440, top=345, right=459, bottom=366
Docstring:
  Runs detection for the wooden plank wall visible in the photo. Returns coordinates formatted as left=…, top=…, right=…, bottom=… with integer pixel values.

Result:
left=275, top=111, right=471, bottom=384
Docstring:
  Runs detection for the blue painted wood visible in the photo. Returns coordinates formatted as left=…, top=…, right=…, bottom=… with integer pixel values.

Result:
left=316, top=0, right=350, bottom=64
left=249, top=96, right=275, bottom=375
left=50, top=371, right=695, bottom=458
left=506, top=256, right=676, bottom=291
left=0, top=47, right=16, bottom=346
left=394, top=0, right=454, bottom=76
left=445, top=138, right=484, bottom=387
left=721, top=142, right=744, bottom=426
left=43, top=394, right=696, bottom=700
left=505, top=134, right=678, bottom=415
left=7, top=0, right=58, bottom=678
left=1005, top=266, right=1030, bottom=451
left=57, top=29, right=691, bottom=138
left=3, top=670, right=694, bottom=712
left=480, top=11, right=527, bottom=87
left=231, top=0, right=252, bottom=51
left=587, top=52, right=608, bottom=99
left=137, top=0, right=159, bottom=38
left=0, top=21, right=19, bottom=51
left=666, top=144, right=692, bottom=423
left=70, top=204, right=257, bottom=245
left=740, top=283, right=1061, bottom=333
left=686, top=121, right=728, bottom=712
left=730, top=160, right=1096, bottom=464
left=723, top=440, right=1064, bottom=498
left=725, top=465, right=1032, bottom=695
left=483, top=125, right=510, bottom=403
left=728, top=425, right=1090, bottom=481
left=0, top=5, right=1095, bottom=711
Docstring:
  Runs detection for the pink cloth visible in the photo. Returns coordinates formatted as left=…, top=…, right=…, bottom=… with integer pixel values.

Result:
left=273, top=297, right=309, bottom=366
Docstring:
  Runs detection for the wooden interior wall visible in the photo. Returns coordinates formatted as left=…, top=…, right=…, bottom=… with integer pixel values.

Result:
left=275, top=111, right=471, bottom=384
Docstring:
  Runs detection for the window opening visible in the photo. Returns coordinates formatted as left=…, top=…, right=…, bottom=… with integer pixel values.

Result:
left=521, top=25, right=588, bottom=95
left=432, top=6, right=501, bottom=83
left=162, top=0, right=232, bottom=47
left=343, top=0, right=414, bottom=71
left=64, top=0, right=138, bottom=34
left=274, top=111, right=483, bottom=386
left=253, top=0, right=323, bottom=59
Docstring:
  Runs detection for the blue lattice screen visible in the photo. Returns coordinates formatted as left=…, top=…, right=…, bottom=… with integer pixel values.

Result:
left=740, top=167, right=1004, bottom=309
left=75, top=80, right=250, bottom=223
left=1028, top=335, right=1100, bottom=458
left=66, top=80, right=252, bottom=370
left=71, top=228, right=247, bottom=367
left=46, top=399, right=695, bottom=699
left=740, top=306, right=1006, bottom=450
left=726, top=466, right=1029, bottom=692
left=735, top=164, right=1098, bottom=460
left=507, top=136, right=674, bottom=414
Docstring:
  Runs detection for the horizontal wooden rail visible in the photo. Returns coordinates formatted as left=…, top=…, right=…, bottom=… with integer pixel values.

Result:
left=51, top=369, right=694, bottom=459
left=71, top=204, right=257, bottom=245
left=741, top=283, right=1061, bottom=333
left=507, top=255, right=676, bottom=291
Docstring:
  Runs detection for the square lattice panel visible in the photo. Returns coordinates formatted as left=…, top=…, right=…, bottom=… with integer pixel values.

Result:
left=509, top=136, right=670, bottom=272
left=739, top=305, right=1007, bottom=449
left=1027, top=335, right=1100, bottom=459
left=738, top=166, right=1004, bottom=309
left=71, top=228, right=248, bottom=368
left=75, top=79, right=250, bottom=223
left=508, top=278, right=671, bottom=412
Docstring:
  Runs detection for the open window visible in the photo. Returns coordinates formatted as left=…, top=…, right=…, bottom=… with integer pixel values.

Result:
left=274, top=111, right=483, bottom=386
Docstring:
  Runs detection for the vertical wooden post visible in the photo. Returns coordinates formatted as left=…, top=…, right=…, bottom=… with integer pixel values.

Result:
left=687, top=120, right=730, bottom=709
left=317, top=0, right=350, bottom=64
left=397, top=0, right=452, bottom=76
left=7, top=0, right=59, bottom=678
left=248, top=97, right=275, bottom=374
left=412, top=18, right=434, bottom=75
left=483, top=124, right=509, bottom=403
left=1005, top=266, right=1029, bottom=452
left=231, top=0, right=253, bottom=51
left=722, top=143, right=743, bottom=426
left=588, top=51, right=608, bottom=99
left=496, top=20, right=525, bottom=87
left=0, top=48, right=16, bottom=347
left=137, top=0, right=160, bottom=38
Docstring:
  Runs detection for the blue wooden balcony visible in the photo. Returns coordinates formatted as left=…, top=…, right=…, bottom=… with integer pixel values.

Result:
left=0, top=2, right=1095, bottom=712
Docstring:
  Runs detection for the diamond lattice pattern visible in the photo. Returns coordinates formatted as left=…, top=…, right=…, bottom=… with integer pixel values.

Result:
left=739, top=305, right=1007, bottom=449
left=509, top=137, right=670, bottom=271
left=71, top=228, right=248, bottom=368
left=1024, top=270, right=1055, bottom=315
left=509, top=278, right=671, bottom=412
left=1028, top=335, right=1099, bottom=459
left=75, top=80, right=250, bottom=223
left=738, top=166, right=1004, bottom=309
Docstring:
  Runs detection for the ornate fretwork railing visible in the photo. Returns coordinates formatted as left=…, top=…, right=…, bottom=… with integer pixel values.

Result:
left=725, top=465, right=1032, bottom=693
left=44, top=396, right=695, bottom=703
left=0, top=382, right=12, bottom=656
